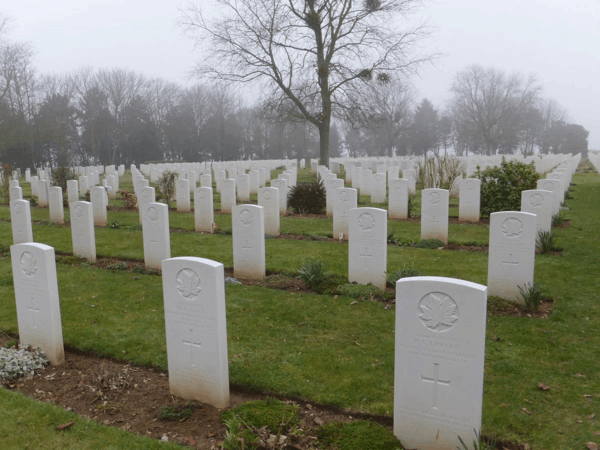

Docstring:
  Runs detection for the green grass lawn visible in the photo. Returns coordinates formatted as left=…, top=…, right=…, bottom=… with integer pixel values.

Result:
left=0, top=164, right=598, bottom=448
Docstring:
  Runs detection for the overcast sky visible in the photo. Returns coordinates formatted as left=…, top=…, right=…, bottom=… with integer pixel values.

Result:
left=5, top=0, right=599, bottom=150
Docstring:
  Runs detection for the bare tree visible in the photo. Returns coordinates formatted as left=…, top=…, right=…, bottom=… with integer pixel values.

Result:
left=449, top=65, right=541, bottom=155
left=179, top=0, right=431, bottom=166
left=536, top=98, right=568, bottom=154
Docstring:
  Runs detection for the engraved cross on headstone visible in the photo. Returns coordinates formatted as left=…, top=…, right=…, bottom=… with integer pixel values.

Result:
left=421, top=362, right=451, bottom=409
left=466, top=196, right=474, bottom=205
left=27, top=304, right=40, bottom=329
left=182, top=329, right=202, bottom=367
left=360, top=247, right=373, bottom=272
left=430, top=215, right=439, bottom=224
left=502, top=253, right=519, bottom=279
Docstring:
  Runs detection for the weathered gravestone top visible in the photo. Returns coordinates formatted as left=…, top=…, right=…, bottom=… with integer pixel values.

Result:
left=394, top=276, right=487, bottom=449
left=162, top=257, right=230, bottom=409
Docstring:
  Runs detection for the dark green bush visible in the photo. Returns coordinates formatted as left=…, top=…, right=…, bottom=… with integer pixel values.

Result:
left=287, top=177, right=326, bottom=214
left=473, top=158, right=540, bottom=217
left=50, top=166, right=78, bottom=192
left=316, top=420, right=402, bottom=450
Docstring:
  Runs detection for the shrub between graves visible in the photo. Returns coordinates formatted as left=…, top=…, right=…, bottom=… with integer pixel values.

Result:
left=473, top=158, right=540, bottom=217
left=287, top=178, right=326, bottom=214
left=50, top=166, right=78, bottom=193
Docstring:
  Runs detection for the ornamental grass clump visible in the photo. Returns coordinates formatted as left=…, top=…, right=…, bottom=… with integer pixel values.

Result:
left=518, top=282, right=542, bottom=313
left=287, top=177, right=326, bottom=214
left=298, top=257, right=328, bottom=290
left=537, top=230, right=559, bottom=254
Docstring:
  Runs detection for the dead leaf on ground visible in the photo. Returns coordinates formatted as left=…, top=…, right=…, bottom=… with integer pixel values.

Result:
left=585, top=442, right=598, bottom=450
left=522, top=408, right=532, bottom=415
left=590, top=414, right=596, bottom=419
left=538, top=383, right=550, bottom=391
left=56, top=421, right=74, bottom=431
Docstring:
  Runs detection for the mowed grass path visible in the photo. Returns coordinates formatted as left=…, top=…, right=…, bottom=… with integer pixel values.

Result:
left=0, top=166, right=598, bottom=448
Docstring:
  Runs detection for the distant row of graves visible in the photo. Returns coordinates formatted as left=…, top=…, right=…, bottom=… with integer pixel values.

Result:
left=6, top=152, right=580, bottom=448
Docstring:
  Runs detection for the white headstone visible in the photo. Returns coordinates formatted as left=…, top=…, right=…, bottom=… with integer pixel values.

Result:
left=10, top=200, right=33, bottom=244
left=458, top=179, right=481, bottom=222
left=270, top=178, right=288, bottom=215
left=237, top=174, right=250, bottom=202
left=67, top=180, right=79, bottom=203
left=221, top=179, right=237, bottom=214
left=326, top=179, right=344, bottom=218
left=388, top=178, right=409, bottom=220
left=106, top=175, right=117, bottom=199
left=49, top=187, right=65, bottom=224
left=394, top=276, right=487, bottom=449
left=249, top=170, right=260, bottom=195
left=176, top=178, right=191, bottom=212
left=10, top=185, right=22, bottom=201
left=421, top=189, right=449, bottom=244
left=30, top=176, right=39, bottom=197
left=70, top=201, right=96, bottom=261
left=11, top=243, right=65, bottom=365
left=161, top=256, right=230, bottom=409
left=487, top=211, right=536, bottom=302
left=536, top=179, right=562, bottom=216
left=258, top=187, right=280, bottom=236
left=37, top=180, right=49, bottom=207
left=348, top=207, right=387, bottom=289
left=521, top=190, right=553, bottom=235
left=371, top=173, right=387, bottom=204
left=333, top=188, right=357, bottom=240
left=138, top=186, right=156, bottom=224
left=142, top=202, right=171, bottom=270
left=232, top=204, right=265, bottom=279
left=194, top=187, right=214, bottom=233
left=91, top=186, right=108, bottom=227
left=200, top=174, right=212, bottom=188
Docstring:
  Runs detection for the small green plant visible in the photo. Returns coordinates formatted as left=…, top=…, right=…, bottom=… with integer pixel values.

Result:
left=131, top=266, right=145, bottom=274
left=287, top=177, right=326, bottom=214
left=537, top=230, right=558, bottom=254
left=221, top=414, right=260, bottom=450
left=128, top=224, right=143, bottom=231
left=408, top=193, right=418, bottom=218
left=158, top=401, right=200, bottom=421
left=474, top=158, right=540, bottom=217
left=106, top=262, right=128, bottom=270
left=221, top=398, right=299, bottom=435
left=109, top=221, right=120, bottom=229
left=298, top=258, right=328, bottom=289
left=518, top=282, right=542, bottom=313
left=156, top=171, right=178, bottom=204
left=316, top=420, right=402, bottom=450
left=414, top=239, right=445, bottom=249
left=386, top=266, right=423, bottom=285
left=4, top=339, right=16, bottom=348
left=552, top=211, right=565, bottom=227
left=457, top=428, right=497, bottom=450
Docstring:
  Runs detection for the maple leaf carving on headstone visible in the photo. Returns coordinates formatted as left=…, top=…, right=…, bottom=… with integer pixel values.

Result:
left=418, top=293, right=459, bottom=331
left=20, top=252, right=37, bottom=277
left=358, top=213, right=375, bottom=230
left=502, top=218, right=523, bottom=238
left=176, top=269, right=201, bottom=300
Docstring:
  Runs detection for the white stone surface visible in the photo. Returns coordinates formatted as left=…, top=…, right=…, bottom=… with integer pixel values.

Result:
left=237, top=174, right=250, bottom=202
left=10, top=200, right=33, bottom=244
left=106, top=175, right=117, bottom=199
left=37, top=180, right=49, bottom=207
left=258, top=188, right=280, bottom=236
left=91, top=186, right=108, bottom=227
left=388, top=178, right=409, bottom=220
left=176, top=178, right=191, bottom=212
left=200, top=174, right=212, bottom=188
left=348, top=207, right=387, bottom=289
left=421, top=189, right=449, bottom=244
left=521, top=190, right=553, bottom=235
left=11, top=242, right=65, bottom=365
left=161, top=257, right=230, bottom=409
left=487, top=211, right=536, bottom=302
left=270, top=178, right=288, bottom=215
left=394, top=276, right=487, bottom=449
left=536, top=179, right=562, bottom=216
left=221, top=179, right=237, bottom=214
left=67, top=180, right=79, bottom=203
left=249, top=170, right=260, bottom=195
left=333, top=188, right=357, bottom=240
left=371, top=173, right=387, bottom=204
left=70, top=201, right=96, bottom=261
left=194, top=187, right=214, bottom=233
left=326, top=178, right=344, bottom=218
left=232, top=204, right=265, bottom=279
left=138, top=186, right=156, bottom=224
left=458, top=179, right=481, bottom=222
left=49, top=187, right=65, bottom=224
left=30, top=176, right=39, bottom=197
left=10, top=185, right=22, bottom=201
left=142, top=202, right=171, bottom=270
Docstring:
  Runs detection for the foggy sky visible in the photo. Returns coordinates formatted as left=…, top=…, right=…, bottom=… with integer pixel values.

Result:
left=5, top=0, right=599, bottom=150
